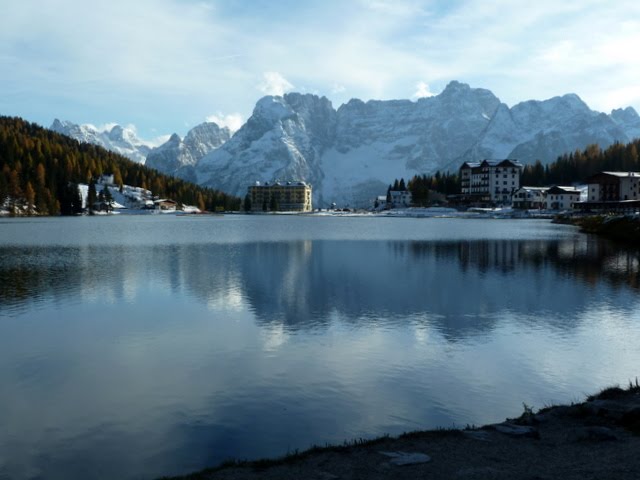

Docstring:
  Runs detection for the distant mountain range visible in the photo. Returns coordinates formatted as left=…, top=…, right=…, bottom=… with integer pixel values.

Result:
left=50, top=120, right=153, bottom=164
left=51, top=81, right=640, bottom=207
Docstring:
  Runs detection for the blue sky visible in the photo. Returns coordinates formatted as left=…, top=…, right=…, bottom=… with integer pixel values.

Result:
left=1, top=0, right=639, bottom=142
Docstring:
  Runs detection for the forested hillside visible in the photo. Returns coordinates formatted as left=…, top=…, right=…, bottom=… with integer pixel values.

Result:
left=521, top=140, right=640, bottom=186
left=0, top=116, right=240, bottom=215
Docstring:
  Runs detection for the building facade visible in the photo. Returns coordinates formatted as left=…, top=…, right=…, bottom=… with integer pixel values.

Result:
left=512, top=187, right=547, bottom=209
left=575, top=171, right=640, bottom=212
left=248, top=181, right=313, bottom=212
left=389, top=189, right=412, bottom=208
left=585, top=172, right=640, bottom=202
left=460, top=159, right=523, bottom=204
left=513, top=186, right=581, bottom=210
left=545, top=186, right=581, bottom=210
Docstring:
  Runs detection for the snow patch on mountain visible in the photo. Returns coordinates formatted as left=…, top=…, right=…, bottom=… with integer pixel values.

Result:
left=50, top=119, right=153, bottom=164
left=50, top=81, right=640, bottom=208
left=193, top=81, right=638, bottom=207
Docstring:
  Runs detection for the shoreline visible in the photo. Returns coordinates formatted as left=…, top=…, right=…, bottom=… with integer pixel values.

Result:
left=161, top=382, right=640, bottom=480
left=554, top=214, right=640, bottom=243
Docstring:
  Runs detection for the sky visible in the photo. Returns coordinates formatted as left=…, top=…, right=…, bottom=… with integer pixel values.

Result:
left=1, top=0, right=639, bottom=142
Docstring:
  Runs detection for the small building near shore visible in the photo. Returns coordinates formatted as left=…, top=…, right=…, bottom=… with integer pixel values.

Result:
left=98, top=174, right=115, bottom=186
left=154, top=199, right=177, bottom=212
left=512, top=187, right=547, bottom=209
left=546, top=186, right=581, bottom=210
left=389, top=189, right=412, bottom=208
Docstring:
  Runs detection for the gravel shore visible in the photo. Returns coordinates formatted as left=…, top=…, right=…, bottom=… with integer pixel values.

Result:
left=162, top=384, right=640, bottom=480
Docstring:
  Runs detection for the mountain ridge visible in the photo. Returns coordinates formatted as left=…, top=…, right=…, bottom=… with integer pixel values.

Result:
left=50, top=82, right=640, bottom=207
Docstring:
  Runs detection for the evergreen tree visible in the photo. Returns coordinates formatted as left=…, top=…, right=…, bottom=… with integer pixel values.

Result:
left=87, top=180, right=97, bottom=215
left=392, top=179, right=399, bottom=190
left=399, top=178, right=406, bottom=191
left=102, top=185, right=113, bottom=212
left=24, top=181, right=35, bottom=215
left=0, top=171, right=7, bottom=207
left=197, top=192, right=206, bottom=211
left=72, top=184, right=83, bottom=215
left=244, top=194, right=252, bottom=212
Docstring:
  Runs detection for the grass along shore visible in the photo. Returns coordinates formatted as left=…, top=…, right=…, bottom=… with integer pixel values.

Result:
left=160, top=380, right=640, bottom=480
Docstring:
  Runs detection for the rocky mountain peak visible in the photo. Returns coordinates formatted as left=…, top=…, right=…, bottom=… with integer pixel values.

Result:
left=49, top=82, right=640, bottom=208
left=611, top=106, right=640, bottom=123
left=50, top=119, right=151, bottom=163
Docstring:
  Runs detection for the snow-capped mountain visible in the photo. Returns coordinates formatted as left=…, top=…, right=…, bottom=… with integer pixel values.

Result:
left=50, top=119, right=152, bottom=164
left=196, top=93, right=336, bottom=201
left=462, top=93, right=632, bottom=165
left=50, top=81, right=640, bottom=207
left=145, top=122, right=231, bottom=182
left=195, top=81, right=640, bottom=206
left=196, top=81, right=640, bottom=207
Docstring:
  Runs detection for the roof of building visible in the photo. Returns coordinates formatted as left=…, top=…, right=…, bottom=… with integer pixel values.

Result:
left=516, top=186, right=548, bottom=192
left=547, top=186, right=581, bottom=194
left=252, top=180, right=310, bottom=187
left=587, top=171, right=640, bottom=182
left=601, top=171, right=640, bottom=177
left=460, top=159, right=523, bottom=169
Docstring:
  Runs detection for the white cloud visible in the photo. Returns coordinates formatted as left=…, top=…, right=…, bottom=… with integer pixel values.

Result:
left=358, top=0, right=427, bottom=17
left=205, top=112, right=244, bottom=133
left=331, top=83, right=346, bottom=94
left=258, top=72, right=294, bottom=97
left=412, top=81, right=436, bottom=99
left=2, top=0, right=640, bottom=136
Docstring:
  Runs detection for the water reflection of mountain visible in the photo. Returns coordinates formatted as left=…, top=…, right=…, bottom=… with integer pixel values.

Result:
left=236, top=238, right=640, bottom=339
left=1, top=237, right=639, bottom=340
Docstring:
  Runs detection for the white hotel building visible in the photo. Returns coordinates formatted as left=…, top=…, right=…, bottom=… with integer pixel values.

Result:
left=460, top=159, right=524, bottom=204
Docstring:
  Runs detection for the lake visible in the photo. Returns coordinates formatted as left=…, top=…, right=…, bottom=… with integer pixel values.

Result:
left=1, top=215, right=639, bottom=480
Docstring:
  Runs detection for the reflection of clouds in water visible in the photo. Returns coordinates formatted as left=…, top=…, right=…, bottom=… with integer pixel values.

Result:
left=122, top=274, right=138, bottom=303
left=260, top=322, right=289, bottom=352
left=2, top=228, right=640, bottom=479
left=206, top=284, right=245, bottom=312
left=413, top=324, right=430, bottom=345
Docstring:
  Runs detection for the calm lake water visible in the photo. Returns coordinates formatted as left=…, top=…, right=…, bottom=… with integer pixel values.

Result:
left=1, top=215, right=640, bottom=480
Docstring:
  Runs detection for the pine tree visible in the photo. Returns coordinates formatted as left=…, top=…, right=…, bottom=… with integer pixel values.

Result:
left=102, top=185, right=113, bottom=212
left=0, top=171, right=7, bottom=208
left=87, top=180, right=97, bottom=215
left=72, top=184, right=83, bottom=215
left=243, top=194, right=252, bottom=212
left=24, top=181, right=35, bottom=215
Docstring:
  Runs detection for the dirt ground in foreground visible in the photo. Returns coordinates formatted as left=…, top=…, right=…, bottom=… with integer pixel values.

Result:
left=165, top=388, right=640, bottom=480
